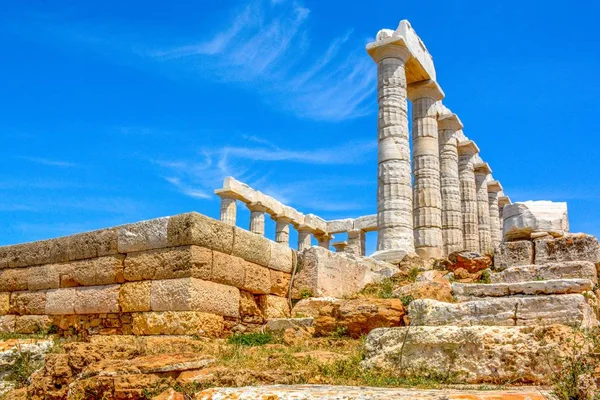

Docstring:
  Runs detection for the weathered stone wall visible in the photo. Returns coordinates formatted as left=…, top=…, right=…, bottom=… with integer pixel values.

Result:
left=0, top=212, right=295, bottom=337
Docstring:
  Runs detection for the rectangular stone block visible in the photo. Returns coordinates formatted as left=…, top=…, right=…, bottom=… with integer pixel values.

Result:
left=119, top=281, right=152, bottom=312
left=212, top=251, right=245, bottom=288
left=10, top=292, right=47, bottom=315
left=132, top=311, right=224, bottom=337
left=453, top=279, right=593, bottom=301
left=0, top=315, right=16, bottom=333
left=67, top=228, right=118, bottom=261
left=46, top=285, right=120, bottom=315
left=45, top=288, right=76, bottom=315
left=268, top=241, right=293, bottom=273
left=269, top=270, right=291, bottom=297
left=59, top=256, right=125, bottom=287
left=534, top=234, right=600, bottom=265
left=28, top=264, right=61, bottom=291
left=232, top=227, right=270, bottom=267
left=5, top=238, right=69, bottom=268
left=167, top=212, right=234, bottom=255
left=118, top=217, right=169, bottom=253
left=15, top=315, right=52, bottom=334
left=123, top=246, right=212, bottom=282
left=243, top=262, right=270, bottom=295
left=494, top=241, right=534, bottom=270
left=491, top=261, right=598, bottom=285
left=0, top=293, right=9, bottom=315
left=150, top=278, right=239, bottom=318
left=0, top=268, right=29, bottom=292
left=258, top=295, right=290, bottom=319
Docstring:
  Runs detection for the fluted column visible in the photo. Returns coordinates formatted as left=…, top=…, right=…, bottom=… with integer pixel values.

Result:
left=487, top=180, right=503, bottom=250
left=458, top=141, right=480, bottom=252
left=346, top=229, right=366, bottom=256
left=408, top=80, right=445, bottom=259
left=297, top=226, right=312, bottom=252
left=248, top=202, right=268, bottom=235
left=474, top=163, right=493, bottom=254
left=274, top=216, right=291, bottom=245
left=437, top=113, right=464, bottom=255
left=368, top=42, right=414, bottom=261
left=216, top=192, right=237, bottom=226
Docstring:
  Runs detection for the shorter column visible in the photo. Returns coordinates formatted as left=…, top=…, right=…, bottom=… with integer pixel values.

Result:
left=474, top=163, right=493, bottom=254
left=332, top=241, right=348, bottom=253
left=297, top=226, right=312, bottom=252
left=487, top=180, right=503, bottom=250
left=458, top=141, right=480, bottom=253
left=273, top=216, right=292, bottom=245
left=498, top=195, right=511, bottom=240
left=215, top=191, right=237, bottom=226
left=248, top=202, right=268, bottom=236
left=346, top=229, right=366, bottom=256
left=315, top=233, right=333, bottom=249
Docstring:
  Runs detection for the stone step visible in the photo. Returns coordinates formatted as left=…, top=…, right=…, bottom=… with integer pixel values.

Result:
left=362, top=325, right=572, bottom=386
left=490, top=261, right=598, bottom=284
left=452, top=278, right=593, bottom=301
left=407, top=294, right=598, bottom=328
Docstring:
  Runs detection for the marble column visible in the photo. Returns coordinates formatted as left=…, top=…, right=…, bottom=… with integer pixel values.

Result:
left=346, top=229, right=366, bottom=256
left=315, top=233, right=333, bottom=249
left=457, top=141, right=480, bottom=252
left=474, top=163, right=493, bottom=254
left=487, top=180, right=503, bottom=250
left=437, top=113, right=463, bottom=255
left=408, top=80, right=445, bottom=259
left=368, top=41, right=415, bottom=260
left=498, top=195, right=511, bottom=240
left=297, top=226, right=312, bottom=252
left=248, top=202, right=268, bottom=235
left=274, top=216, right=291, bottom=245
left=215, top=191, right=237, bottom=226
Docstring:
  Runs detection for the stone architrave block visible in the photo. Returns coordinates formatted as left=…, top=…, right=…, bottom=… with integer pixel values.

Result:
left=534, top=234, right=600, bottom=265
left=503, top=201, right=569, bottom=241
left=0, top=268, right=29, bottom=292
left=10, top=291, right=47, bottom=315
left=15, top=315, right=52, bottom=334
left=118, top=217, right=170, bottom=253
left=232, top=227, right=271, bottom=267
left=258, top=295, right=290, bottom=319
left=167, top=212, right=234, bottom=255
left=123, top=246, right=212, bottom=282
left=408, top=294, right=597, bottom=328
left=119, top=281, right=152, bottom=312
left=0, top=293, right=9, bottom=315
left=132, top=311, right=224, bottom=337
left=5, top=238, right=69, bottom=269
left=243, top=262, right=271, bottom=295
left=28, top=264, right=61, bottom=291
left=268, top=241, right=293, bottom=273
left=493, top=241, right=534, bottom=270
left=211, top=251, right=246, bottom=288
left=67, top=228, right=118, bottom=261
left=59, top=256, right=125, bottom=287
left=491, top=261, right=598, bottom=285
left=354, top=215, right=378, bottom=232
left=326, top=219, right=353, bottom=234
left=150, top=278, right=240, bottom=318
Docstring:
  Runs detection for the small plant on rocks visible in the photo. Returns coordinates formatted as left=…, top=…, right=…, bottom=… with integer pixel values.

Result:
left=227, top=332, right=274, bottom=347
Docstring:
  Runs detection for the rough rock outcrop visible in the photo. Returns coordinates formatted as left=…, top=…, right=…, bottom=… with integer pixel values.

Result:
left=503, top=201, right=569, bottom=241
left=493, top=241, right=533, bottom=271
left=490, top=261, right=598, bottom=285
left=452, top=279, right=593, bottom=301
left=443, top=251, right=491, bottom=273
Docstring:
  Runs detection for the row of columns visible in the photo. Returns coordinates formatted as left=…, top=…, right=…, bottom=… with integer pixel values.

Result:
left=369, top=39, right=507, bottom=259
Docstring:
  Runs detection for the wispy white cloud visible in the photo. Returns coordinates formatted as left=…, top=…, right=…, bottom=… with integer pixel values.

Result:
left=18, top=156, right=78, bottom=167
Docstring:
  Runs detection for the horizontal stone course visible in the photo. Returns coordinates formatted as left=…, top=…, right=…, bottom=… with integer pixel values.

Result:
left=131, top=311, right=224, bottom=337
left=45, top=285, right=120, bottom=315
left=534, top=234, right=600, bottom=265
left=452, top=279, right=593, bottom=301
left=490, top=261, right=598, bottom=285
left=124, top=246, right=212, bottom=282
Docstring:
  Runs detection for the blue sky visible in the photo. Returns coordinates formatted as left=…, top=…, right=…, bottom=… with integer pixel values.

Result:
left=1, top=0, right=599, bottom=253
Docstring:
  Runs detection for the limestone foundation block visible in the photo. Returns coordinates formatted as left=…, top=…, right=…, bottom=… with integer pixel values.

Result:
left=0, top=268, right=29, bottom=292
left=0, top=293, right=9, bottom=315
left=211, top=251, right=246, bottom=289
left=269, top=270, right=291, bottom=297
left=132, top=311, right=224, bottom=337
left=59, top=255, right=125, bottom=287
left=46, top=285, right=120, bottom=315
left=268, top=241, right=294, bottom=273
left=239, top=291, right=264, bottom=324
left=0, top=315, right=16, bottom=333
left=534, top=234, right=600, bottom=265
left=15, top=315, right=52, bottom=334
left=150, top=278, right=240, bottom=318
left=408, top=294, right=597, bottom=328
left=491, top=261, right=598, bottom=285
left=118, top=217, right=170, bottom=253
left=119, top=281, right=152, bottom=312
left=67, top=228, right=118, bottom=261
left=452, top=279, right=593, bottom=301
left=4, top=238, right=69, bottom=269
left=503, top=201, right=569, bottom=241
left=167, top=212, right=234, bottom=256
left=232, top=227, right=271, bottom=267
left=10, top=291, right=47, bottom=315
left=258, top=295, right=290, bottom=319
left=493, top=241, right=534, bottom=271
left=362, top=325, right=574, bottom=384
left=123, top=246, right=212, bottom=282
left=28, top=264, right=61, bottom=291
left=243, top=262, right=270, bottom=295
left=292, top=297, right=340, bottom=318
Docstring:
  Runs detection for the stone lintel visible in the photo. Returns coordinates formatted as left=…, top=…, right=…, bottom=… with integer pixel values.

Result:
left=487, top=180, right=503, bottom=193
left=457, top=140, right=480, bottom=156
left=407, top=79, right=445, bottom=101
left=474, top=162, right=492, bottom=175
left=327, top=219, right=354, bottom=234
left=438, top=113, right=464, bottom=131
left=303, top=214, right=327, bottom=234
left=354, top=215, right=378, bottom=232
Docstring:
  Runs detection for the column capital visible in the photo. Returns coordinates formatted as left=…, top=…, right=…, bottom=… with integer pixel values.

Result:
left=367, top=39, right=411, bottom=64
left=296, top=224, right=314, bottom=233
left=407, top=79, right=445, bottom=101
left=473, top=162, right=492, bottom=175
left=438, top=113, right=463, bottom=131
left=248, top=202, right=269, bottom=213
left=487, top=180, right=503, bottom=193
left=214, top=189, right=241, bottom=201
left=272, top=214, right=292, bottom=224
left=498, top=195, right=511, bottom=207
left=458, top=140, right=480, bottom=156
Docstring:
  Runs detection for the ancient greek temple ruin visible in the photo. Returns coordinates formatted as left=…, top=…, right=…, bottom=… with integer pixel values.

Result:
left=215, top=20, right=511, bottom=261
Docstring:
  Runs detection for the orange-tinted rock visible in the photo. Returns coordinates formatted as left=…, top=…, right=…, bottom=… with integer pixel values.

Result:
left=444, top=251, right=491, bottom=273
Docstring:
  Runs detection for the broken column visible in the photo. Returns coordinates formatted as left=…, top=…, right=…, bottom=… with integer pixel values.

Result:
left=346, top=229, right=366, bottom=256
left=274, top=216, right=291, bottom=245
left=297, top=226, right=312, bottom=251
left=367, top=36, right=415, bottom=260
left=408, top=80, right=445, bottom=259
left=487, top=180, right=503, bottom=250
left=248, top=202, right=267, bottom=236
left=458, top=141, right=480, bottom=252
left=474, top=163, right=493, bottom=254
left=438, top=113, right=464, bottom=255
